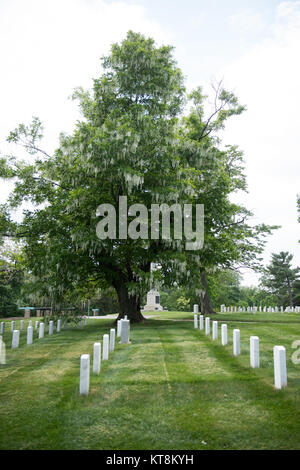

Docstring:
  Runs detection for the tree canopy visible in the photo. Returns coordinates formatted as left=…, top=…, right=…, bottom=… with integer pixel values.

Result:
left=0, top=31, right=277, bottom=320
left=0, top=243, right=24, bottom=316
left=297, top=195, right=300, bottom=243
left=261, top=251, right=300, bottom=307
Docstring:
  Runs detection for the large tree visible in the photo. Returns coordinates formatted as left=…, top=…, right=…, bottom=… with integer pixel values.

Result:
left=1, top=31, right=276, bottom=320
left=297, top=195, right=300, bottom=243
left=161, top=87, right=276, bottom=313
left=261, top=251, right=300, bottom=307
left=0, top=243, right=24, bottom=316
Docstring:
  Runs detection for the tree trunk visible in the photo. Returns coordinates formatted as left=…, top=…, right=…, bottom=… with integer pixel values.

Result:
left=200, top=272, right=216, bottom=314
left=287, top=276, right=294, bottom=308
left=115, top=282, right=146, bottom=323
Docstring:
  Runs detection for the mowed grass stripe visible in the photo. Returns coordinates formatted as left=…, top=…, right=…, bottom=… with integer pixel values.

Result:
left=207, top=320, right=300, bottom=386
left=1, top=316, right=300, bottom=449
left=0, top=319, right=118, bottom=448
left=1, top=319, right=188, bottom=449
left=193, top=321, right=300, bottom=449
left=155, top=321, right=232, bottom=383
left=136, top=320, right=300, bottom=450
left=56, top=321, right=233, bottom=450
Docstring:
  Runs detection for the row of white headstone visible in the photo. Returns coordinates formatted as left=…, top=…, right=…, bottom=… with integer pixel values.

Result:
left=10, top=319, right=63, bottom=350
left=1, top=316, right=88, bottom=335
left=0, top=319, right=33, bottom=334
left=193, top=314, right=287, bottom=390
left=219, top=305, right=300, bottom=313
left=0, top=317, right=88, bottom=353
left=80, top=318, right=130, bottom=396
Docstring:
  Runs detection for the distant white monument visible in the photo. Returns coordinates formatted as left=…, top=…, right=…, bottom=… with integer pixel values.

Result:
left=142, top=289, right=163, bottom=311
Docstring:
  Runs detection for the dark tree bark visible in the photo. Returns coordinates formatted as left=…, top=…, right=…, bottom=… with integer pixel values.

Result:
left=287, top=276, right=294, bottom=308
left=200, top=271, right=216, bottom=314
left=115, top=282, right=146, bottom=323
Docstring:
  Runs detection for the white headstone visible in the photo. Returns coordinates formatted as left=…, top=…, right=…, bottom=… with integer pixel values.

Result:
left=49, top=320, right=54, bottom=335
left=0, top=322, right=5, bottom=334
left=11, top=321, right=15, bottom=332
left=212, top=321, right=218, bottom=340
left=117, top=320, right=122, bottom=337
left=193, top=304, right=199, bottom=313
left=57, top=319, right=61, bottom=333
left=250, top=336, right=259, bottom=368
left=194, top=314, right=198, bottom=329
left=27, top=325, right=33, bottom=345
left=28, top=320, right=32, bottom=327
left=221, top=324, right=228, bottom=346
left=38, top=322, right=45, bottom=339
left=273, top=346, right=287, bottom=389
left=0, top=337, right=6, bottom=364
left=12, top=330, right=20, bottom=349
left=103, top=334, right=109, bottom=360
left=20, top=320, right=24, bottom=330
left=79, top=354, right=90, bottom=395
left=205, top=317, right=210, bottom=335
left=110, top=328, right=115, bottom=352
left=199, top=315, right=204, bottom=330
left=120, top=319, right=130, bottom=344
left=35, top=321, right=39, bottom=330
left=93, top=342, right=101, bottom=375
left=233, top=329, right=240, bottom=356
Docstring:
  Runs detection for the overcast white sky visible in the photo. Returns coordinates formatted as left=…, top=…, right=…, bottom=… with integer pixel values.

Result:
left=0, top=0, right=299, bottom=285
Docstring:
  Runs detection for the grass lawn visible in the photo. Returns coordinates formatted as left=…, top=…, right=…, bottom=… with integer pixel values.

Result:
left=0, top=312, right=300, bottom=450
